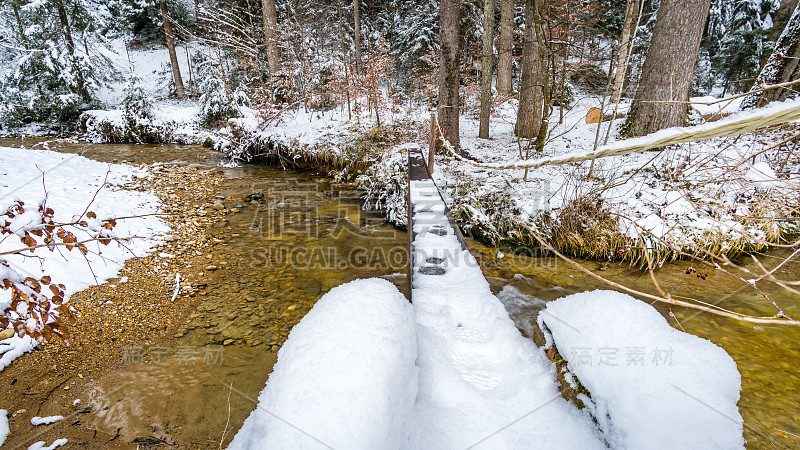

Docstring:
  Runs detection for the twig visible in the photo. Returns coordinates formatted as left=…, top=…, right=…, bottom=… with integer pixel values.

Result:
left=520, top=222, right=800, bottom=325
left=171, top=272, right=181, bottom=302
left=218, top=382, right=233, bottom=449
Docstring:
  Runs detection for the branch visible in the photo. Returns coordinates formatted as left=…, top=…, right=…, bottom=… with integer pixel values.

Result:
left=519, top=222, right=800, bottom=326
left=444, top=98, right=800, bottom=170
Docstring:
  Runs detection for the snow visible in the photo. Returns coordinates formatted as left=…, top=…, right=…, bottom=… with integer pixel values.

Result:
left=0, top=409, right=8, bottom=447
left=0, top=334, right=36, bottom=371
left=408, top=179, right=602, bottom=449
left=0, top=147, right=169, bottom=370
left=30, top=415, right=64, bottom=426
left=229, top=278, right=418, bottom=450
left=27, top=438, right=68, bottom=450
left=690, top=95, right=743, bottom=116
left=539, top=290, right=744, bottom=449
left=746, top=161, right=780, bottom=189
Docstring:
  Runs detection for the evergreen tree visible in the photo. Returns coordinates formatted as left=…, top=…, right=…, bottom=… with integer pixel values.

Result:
left=0, top=0, right=117, bottom=126
left=698, top=0, right=777, bottom=95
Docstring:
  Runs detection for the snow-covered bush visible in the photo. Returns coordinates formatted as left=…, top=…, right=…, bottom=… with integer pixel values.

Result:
left=122, top=75, right=154, bottom=123
left=358, top=147, right=409, bottom=227
left=197, top=75, right=247, bottom=126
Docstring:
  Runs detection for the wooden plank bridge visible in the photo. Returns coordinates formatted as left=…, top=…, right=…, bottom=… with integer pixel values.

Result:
left=406, top=145, right=478, bottom=302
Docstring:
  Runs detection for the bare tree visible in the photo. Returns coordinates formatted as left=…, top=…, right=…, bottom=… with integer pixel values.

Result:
left=625, top=0, right=711, bottom=136
left=354, top=0, right=362, bottom=76
left=744, top=4, right=800, bottom=108
left=261, top=0, right=280, bottom=75
left=496, top=0, right=514, bottom=95
left=479, top=0, right=495, bottom=139
left=438, top=0, right=461, bottom=152
left=515, top=0, right=546, bottom=139
left=160, top=1, right=186, bottom=99
left=610, top=0, right=639, bottom=105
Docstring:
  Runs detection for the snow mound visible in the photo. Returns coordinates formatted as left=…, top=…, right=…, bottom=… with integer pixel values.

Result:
left=539, top=290, right=744, bottom=449
left=30, top=415, right=64, bottom=426
left=746, top=161, right=780, bottom=189
left=27, top=438, right=68, bottom=450
left=0, top=409, right=8, bottom=447
left=229, top=278, right=417, bottom=450
left=0, top=334, right=37, bottom=371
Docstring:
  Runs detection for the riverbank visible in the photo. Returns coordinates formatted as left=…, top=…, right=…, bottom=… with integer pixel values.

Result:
left=0, top=144, right=282, bottom=448
left=16, top=92, right=800, bottom=267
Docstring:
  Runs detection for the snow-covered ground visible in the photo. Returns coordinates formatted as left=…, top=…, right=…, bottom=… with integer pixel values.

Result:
left=359, top=96, right=800, bottom=261
left=0, top=146, right=169, bottom=370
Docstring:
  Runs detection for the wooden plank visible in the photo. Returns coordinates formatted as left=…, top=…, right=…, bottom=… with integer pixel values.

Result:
left=407, top=146, right=472, bottom=302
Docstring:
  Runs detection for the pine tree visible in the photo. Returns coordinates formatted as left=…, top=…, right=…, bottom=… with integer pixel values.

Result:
left=700, top=0, right=777, bottom=95
left=0, top=0, right=117, bottom=126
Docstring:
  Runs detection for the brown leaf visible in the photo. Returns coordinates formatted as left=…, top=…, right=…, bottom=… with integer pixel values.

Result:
left=21, top=234, right=36, bottom=248
left=86, top=211, right=96, bottom=219
left=40, top=275, right=51, bottom=285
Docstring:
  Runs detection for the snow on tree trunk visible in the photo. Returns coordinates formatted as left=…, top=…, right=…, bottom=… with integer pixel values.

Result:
left=479, top=0, right=495, bottom=139
left=497, top=0, right=514, bottom=95
left=515, top=0, right=546, bottom=139
left=160, top=1, right=186, bottom=100
left=438, top=0, right=461, bottom=152
left=261, top=0, right=280, bottom=76
left=610, top=0, right=638, bottom=105
left=743, top=4, right=800, bottom=109
left=626, top=0, right=712, bottom=136
left=769, top=0, right=800, bottom=45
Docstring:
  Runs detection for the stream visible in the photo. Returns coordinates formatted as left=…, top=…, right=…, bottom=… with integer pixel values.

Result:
left=2, top=138, right=798, bottom=448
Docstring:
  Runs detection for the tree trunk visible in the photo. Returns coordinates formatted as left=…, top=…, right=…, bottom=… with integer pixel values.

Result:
left=744, top=4, right=800, bottom=108
left=479, top=0, right=495, bottom=139
left=625, top=0, right=711, bottom=136
left=11, top=1, right=27, bottom=44
left=497, top=0, right=514, bottom=94
left=160, top=1, right=185, bottom=99
left=610, top=0, right=638, bottom=104
left=438, top=0, right=461, bottom=152
left=354, top=0, right=362, bottom=76
left=261, top=0, right=280, bottom=75
left=55, top=0, right=90, bottom=101
left=770, top=0, right=800, bottom=43
left=515, top=0, right=546, bottom=139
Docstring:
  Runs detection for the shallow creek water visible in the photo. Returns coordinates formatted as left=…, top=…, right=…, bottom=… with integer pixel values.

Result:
left=2, top=138, right=798, bottom=448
